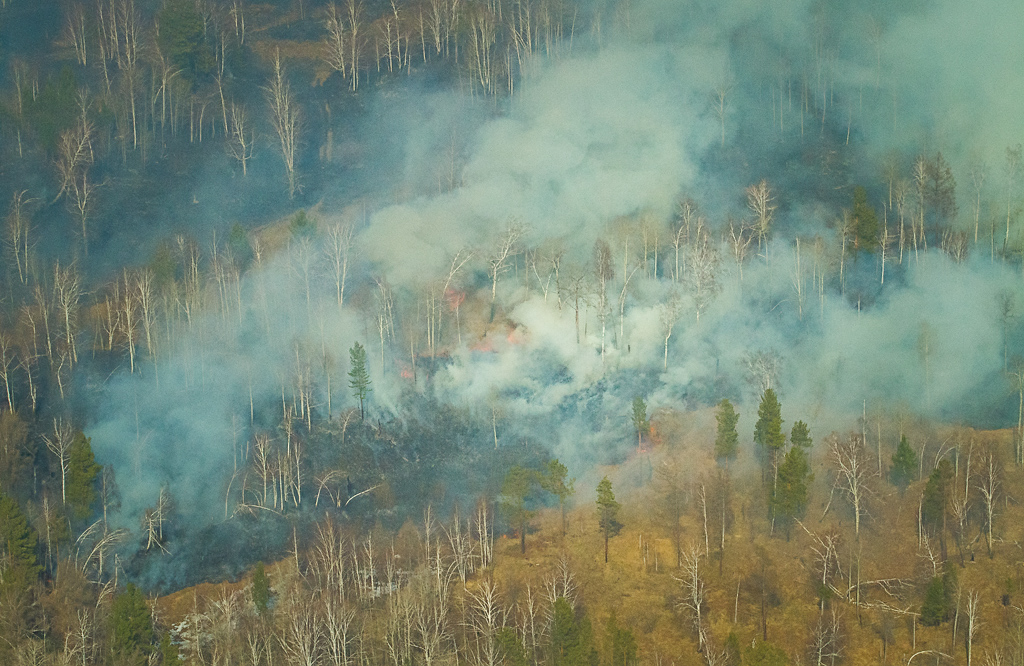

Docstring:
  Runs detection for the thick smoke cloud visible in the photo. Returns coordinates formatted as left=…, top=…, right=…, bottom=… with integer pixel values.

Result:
left=86, top=0, right=1024, bottom=587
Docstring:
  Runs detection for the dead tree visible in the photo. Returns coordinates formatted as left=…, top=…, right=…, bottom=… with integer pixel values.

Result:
left=674, top=544, right=707, bottom=651
left=5, top=190, right=36, bottom=285
left=965, top=590, right=980, bottom=666
left=324, top=3, right=348, bottom=80
left=53, top=261, right=81, bottom=370
left=810, top=606, right=844, bottom=666
left=824, top=432, right=875, bottom=538
left=266, top=50, right=301, bottom=198
left=727, top=218, right=754, bottom=282
left=686, top=217, right=720, bottom=322
left=746, top=179, right=776, bottom=257
left=324, top=219, right=355, bottom=307
left=660, top=290, right=683, bottom=370
left=43, top=418, right=74, bottom=504
left=0, top=330, right=15, bottom=409
left=488, top=220, right=526, bottom=304
left=978, top=445, right=1001, bottom=556
left=227, top=103, right=255, bottom=176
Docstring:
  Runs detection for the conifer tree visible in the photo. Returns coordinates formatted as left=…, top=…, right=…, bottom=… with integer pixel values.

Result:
left=630, top=397, right=648, bottom=451
left=923, top=460, right=954, bottom=559
left=109, top=583, right=154, bottom=665
left=890, top=435, right=917, bottom=491
left=754, top=389, right=785, bottom=481
left=541, top=459, right=575, bottom=536
left=0, top=491, right=40, bottom=603
left=604, top=612, right=639, bottom=666
left=496, top=627, right=529, bottom=666
left=715, top=398, right=739, bottom=463
left=551, top=598, right=598, bottom=666
left=852, top=186, right=879, bottom=254
left=790, top=421, right=812, bottom=449
left=66, top=430, right=101, bottom=520
left=500, top=465, right=535, bottom=554
left=348, top=342, right=371, bottom=420
left=772, top=445, right=812, bottom=539
left=251, top=561, right=270, bottom=616
left=596, top=477, right=622, bottom=563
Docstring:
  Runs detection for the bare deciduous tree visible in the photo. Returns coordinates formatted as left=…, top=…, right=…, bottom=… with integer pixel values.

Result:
left=686, top=217, right=720, bottom=322
left=824, top=433, right=875, bottom=538
left=227, top=103, right=255, bottom=176
left=660, top=290, right=683, bottom=370
left=488, top=220, right=525, bottom=304
left=978, top=444, right=1001, bottom=556
left=746, top=179, right=776, bottom=256
left=43, top=418, right=74, bottom=504
left=266, top=50, right=301, bottom=198
left=5, top=190, right=35, bottom=285
left=675, top=543, right=707, bottom=651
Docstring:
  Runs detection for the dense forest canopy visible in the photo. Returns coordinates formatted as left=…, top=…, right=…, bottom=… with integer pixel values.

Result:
left=1, top=0, right=1024, bottom=663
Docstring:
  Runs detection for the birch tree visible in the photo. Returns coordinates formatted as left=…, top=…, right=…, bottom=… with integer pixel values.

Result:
left=227, top=103, right=255, bottom=176
left=43, top=418, right=74, bottom=504
left=325, top=219, right=355, bottom=308
left=825, top=433, right=874, bottom=538
left=488, top=220, right=525, bottom=304
left=746, top=180, right=776, bottom=257
left=266, top=50, right=301, bottom=198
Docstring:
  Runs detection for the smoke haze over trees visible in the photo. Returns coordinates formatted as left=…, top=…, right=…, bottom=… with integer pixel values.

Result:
left=0, top=0, right=1022, bottom=614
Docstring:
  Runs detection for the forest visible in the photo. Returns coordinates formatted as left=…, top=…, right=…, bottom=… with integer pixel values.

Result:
left=1, top=0, right=1024, bottom=664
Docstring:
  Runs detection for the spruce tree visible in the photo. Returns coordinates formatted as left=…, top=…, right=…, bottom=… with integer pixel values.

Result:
left=66, top=430, right=101, bottom=520
left=852, top=186, right=879, bottom=254
left=754, top=389, right=785, bottom=480
left=500, top=465, right=535, bottom=554
left=772, top=445, right=811, bottom=539
left=890, top=435, right=918, bottom=491
left=596, top=477, right=622, bottom=563
left=715, top=399, right=739, bottom=463
left=604, top=612, right=638, bottom=666
left=348, top=342, right=371, bottom=420
left=0, top=491, right=41, bottom=606
left=496, top=627, right=529, bottom=666
left=790, top=421, right=812, bottom=449
left=251, top=561, right=270, bottom=616
left=630, top=397, right=648, bottom=451
left=920, top=576, right=948, bottom=626
left=541, top=459, right=575, bottom=536
left=109, top=583, right=154, bottom=665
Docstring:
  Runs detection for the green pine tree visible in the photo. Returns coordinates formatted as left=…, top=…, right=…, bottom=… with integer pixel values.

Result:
left=772, top=445, right=812, bottom=539
left=790, top=421, right=812, bottom=449
left=852, top=186, right=879, bottom=255
left=500, top=465, right=536, bottom=554
left=743, top=641, right=788, bottom=666
left=550, top=598, right=598, bottom=666
left=157, top=0, right=216, bottom=83
left=348, top=342, right=371, bottom=421
left=0, top=491, right=41, bottom=602
left=596, top=477, right=622, bottom=563
left=109, top=583, right=154, bottom=665
left=715, top=399, right=740, bottom=464
left=919, top=576, right=948, bottom=626
left=541, top=459, right=575, bottom=536
left=890, top=435, right=917, bottom=490
left=604, top=612, right=638, bottom=666
left=922, top=460, right=953, bottom=558
left=159, top=632, right=183, bottom=666
left=497, top=627, right=529, bottom=666
left=251, top=561, right=270, bottom=616
left=754, top=389, right=785, bottom=481
left=630, top=397, right=649, bottom=451
left=66, top=430, right=101, bottom=521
